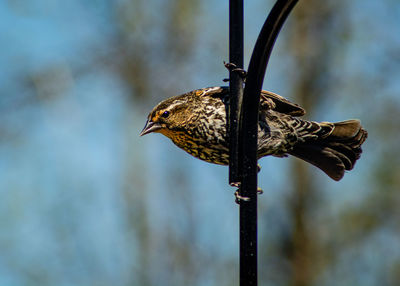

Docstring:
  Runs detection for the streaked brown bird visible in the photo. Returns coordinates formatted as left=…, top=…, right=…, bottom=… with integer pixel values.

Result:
left=140, top=86, right=367, bottom=181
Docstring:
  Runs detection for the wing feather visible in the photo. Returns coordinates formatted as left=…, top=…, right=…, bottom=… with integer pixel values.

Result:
left=260, top=90, right=305, bottom=116
left=198, top=87, right=305, bottom=117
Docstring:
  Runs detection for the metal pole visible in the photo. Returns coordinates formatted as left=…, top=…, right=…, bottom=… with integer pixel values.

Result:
left=237, top=1, right=299, bottom=285
left=228, top=0, right=244, bottom=185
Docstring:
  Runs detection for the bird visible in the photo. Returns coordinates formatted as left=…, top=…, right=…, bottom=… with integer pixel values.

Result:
left=140, top=86, right=367, bottom=181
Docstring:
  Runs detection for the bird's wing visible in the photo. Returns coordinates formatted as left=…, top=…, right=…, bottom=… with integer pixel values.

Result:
left=199, top=86, right=305, bottom=116
left=198, top=86, right=229, bottom=97
left=260, top=90, right=305, bottom=116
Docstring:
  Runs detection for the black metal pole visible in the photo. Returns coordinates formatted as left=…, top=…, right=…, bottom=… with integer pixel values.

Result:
left=238, top=1, right=298, bottom=286
left=228, top=0, right=244, bottom=185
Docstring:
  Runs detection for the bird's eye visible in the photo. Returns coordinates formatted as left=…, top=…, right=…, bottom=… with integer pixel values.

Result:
left=161, top=111, right=170, bottom=118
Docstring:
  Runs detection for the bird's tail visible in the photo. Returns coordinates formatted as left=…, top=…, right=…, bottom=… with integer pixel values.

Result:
left=289, top=119, right=367, bottom=181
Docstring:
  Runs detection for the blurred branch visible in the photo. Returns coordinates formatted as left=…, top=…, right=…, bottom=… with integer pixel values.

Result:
left=284, top=2, right=347, bottom=285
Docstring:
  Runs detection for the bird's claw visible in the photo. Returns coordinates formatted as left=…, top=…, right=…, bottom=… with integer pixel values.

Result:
left=231, top=182, right=263, bottom=204
left=223, top=61, right=247, bottom=79
left=235, top=190, right=250, bottom=204
left=231, top=182, right=249, bottom=204
left=230, top=181, right=241, bottom=188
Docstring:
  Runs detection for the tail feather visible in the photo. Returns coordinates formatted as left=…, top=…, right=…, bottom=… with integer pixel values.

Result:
left=324, top=146, right=353, bottom=170
left=324, top=120, right=361, bottom=139
left=289, top=119, right=367, bottom=181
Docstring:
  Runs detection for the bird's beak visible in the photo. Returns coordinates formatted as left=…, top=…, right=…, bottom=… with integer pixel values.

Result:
left=140, top=120, right=162, bottom=136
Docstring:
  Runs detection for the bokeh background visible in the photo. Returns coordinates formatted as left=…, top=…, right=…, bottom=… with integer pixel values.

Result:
left=1, top=0, right=400, bottom=285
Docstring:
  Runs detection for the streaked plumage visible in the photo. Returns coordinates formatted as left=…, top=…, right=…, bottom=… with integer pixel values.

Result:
left=140, top=86, right=367, bottom=181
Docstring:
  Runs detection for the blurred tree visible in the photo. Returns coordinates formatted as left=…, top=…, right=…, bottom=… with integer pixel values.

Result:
left=275, top=1, right=400, bottom=286
left=1, top=0, right=400, bottom=285
left=110, top=0, right=201, bottom=102
left=281, top=1, right=350, bottom=285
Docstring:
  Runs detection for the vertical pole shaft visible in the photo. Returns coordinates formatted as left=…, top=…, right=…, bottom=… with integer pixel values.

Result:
left=229, top=1, right=258, bottom=285
left=239, top=175, right=258, bottom=286
left=239, top=1, right=299, bottom=285
left=229, top=1, right=298, bottom=285
left=228, top=0, right=244, bottom=185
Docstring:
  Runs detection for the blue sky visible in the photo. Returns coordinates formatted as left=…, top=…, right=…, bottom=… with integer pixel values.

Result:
left=1, top=1, right=400, bottom=285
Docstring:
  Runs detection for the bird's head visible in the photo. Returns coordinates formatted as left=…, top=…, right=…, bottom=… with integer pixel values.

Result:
left=140, top=87, right=227, bottom=142
left=140, top=94, right=197, bottom=140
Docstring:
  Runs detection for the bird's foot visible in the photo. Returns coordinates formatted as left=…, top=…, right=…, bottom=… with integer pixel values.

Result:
left=230, top=182, right=263, bottom=204
left=231, top=182, right=249, bottom=204
left=234, top=190, right=250, bottom=204
left=230, top=181, right=241, bottom=188
left=223, top=61, right=247, bottom=80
